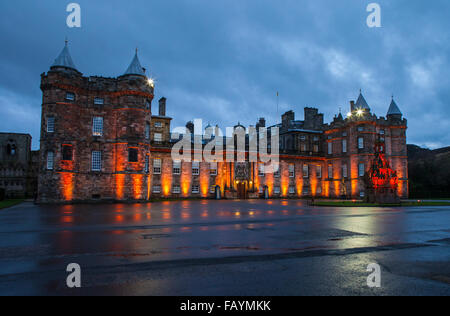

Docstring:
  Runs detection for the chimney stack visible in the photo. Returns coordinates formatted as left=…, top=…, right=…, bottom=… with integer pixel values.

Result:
left=159, top=97, right=166, bottom=116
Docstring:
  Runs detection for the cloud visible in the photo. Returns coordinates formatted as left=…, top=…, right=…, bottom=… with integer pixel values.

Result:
left=0, top=0, right=449, bottom=150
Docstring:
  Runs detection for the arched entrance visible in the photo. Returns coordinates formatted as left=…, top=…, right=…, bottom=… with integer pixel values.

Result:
left=237, top=181, right=248, bottom=199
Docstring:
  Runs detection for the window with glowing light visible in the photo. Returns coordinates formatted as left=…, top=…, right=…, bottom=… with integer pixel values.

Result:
left=173, top=160, right=181, bottom=175
left=92, top=117, right=103, bottom=136
left=46, top=151, right=54, bottom=170
left=210, top=162, right=217, bottom=176
left=303, top=164, right=309, bottom=178
left=153, top=159, right=161, bottom=174
left=192, top=161, right=200, bottom=175
left=91, top=151, right=102, bottom=171
left=47, top=116, right=55, bottom=133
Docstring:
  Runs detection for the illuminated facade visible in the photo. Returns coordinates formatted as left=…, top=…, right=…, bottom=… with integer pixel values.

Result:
left=37, top=43, right=408, bottom=203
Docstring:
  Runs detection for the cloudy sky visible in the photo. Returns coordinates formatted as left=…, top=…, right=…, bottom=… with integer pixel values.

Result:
left=0, top=0, right=449, bottom=150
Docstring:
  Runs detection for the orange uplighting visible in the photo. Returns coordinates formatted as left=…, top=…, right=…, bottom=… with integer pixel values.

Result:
left=132, top=174, right=144, bottom=200
left=296, top=177, right=304, bottom=198
left=161, top=173, right=172, bottom=197
left=324, top=181, right=330, bottom=197
left=115, top=174, right=125, bottom=200
left=60, top=172, right=75, bottom=201
left=200, top=166, right=210, bottom=197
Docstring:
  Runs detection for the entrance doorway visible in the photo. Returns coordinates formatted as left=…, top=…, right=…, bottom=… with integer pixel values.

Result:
left=237, top=181, right=248, bottom=199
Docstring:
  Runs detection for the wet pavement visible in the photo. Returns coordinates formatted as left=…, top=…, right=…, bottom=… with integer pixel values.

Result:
left=0, top=200, right=449, bottom=296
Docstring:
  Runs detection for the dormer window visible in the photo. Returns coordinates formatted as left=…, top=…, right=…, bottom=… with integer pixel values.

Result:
left=94, top=97, right=104, bottom=105
left=66, top=92, right=75, bottom=101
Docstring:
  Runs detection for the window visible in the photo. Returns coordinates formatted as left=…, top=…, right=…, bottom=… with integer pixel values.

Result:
left=328, top=142, right=332, bottom=155
left=173, top=160, right=181, bottom=175
left=358, top=137, right=364, bottom=149
left=154, top=133, right=163, bottom=142
left=274, top=187, right=280, bottom=195
left=342, top=139, right=347, bottom=153
left=313, top=136, right=319, bottom=141
left=145, top=155, right=149, bottom=173
left=303, top=164, right=309, bottom=178
left=192, top=161, right=200, bottom=175
left=313, top=144, right=319, bottom=153
left=317, top=187, right=322, bottom=195
left=360, top=191, right=365, bottom=198
left=301, top=144, right=307, bottom=152
left=317, top=165, right=322, bottom=178
left=47, top=117, right=55, bottom=133
left=47, top=151, right=54, bottom=170
left=93, top=117, right=103, bottom=136
left=380, top=130, right=385, bottom=135
left=153, top=159, right=161, bottom=174
left=154, top=122, right=163, bottom=128
left=192, top=185, right=200, bottom=194
left=62, top=145, right=73, bottom=161
left=289, top=186, right=295, bottom=194
left=210, top=162, right=217, bottom=176
left=91, top=151, right=102, bottom=171
left=359, top=163, right=365, bottom=177
left=258, top=164, right=265, bottom=176
left=328, top=164, right=333, bottom=179
left=210, top=185, right=216, bottom=194
left=65, top=92, right=75, bottom=101
left=303, top=187, right=309, bottom=195
left=94, top=97, right=104, bottom=105
left=289, top=164, right=295, bottom=178
left=342, top=132, right=347, bottom=137
left=173, top=185, right=181, bottom=194
left=358, top=126, right=364, bottom=132
left=342, top=164, right=348, bottom=178
left=153, top=186, right=161, bottom=194
left=146, top=100, right=151, bottom=110
left=259, top=186, right=264, bottom=194
left=274, top=165, right=280, bottom=178
left=145, top=123, right=150, bottom=140
left=128, top=148, right=138, bottom=163
left=300, top=136, right=306, bottom=141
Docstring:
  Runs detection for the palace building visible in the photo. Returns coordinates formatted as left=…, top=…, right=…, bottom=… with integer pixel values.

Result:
left=36, top=42, right=408, bottom=203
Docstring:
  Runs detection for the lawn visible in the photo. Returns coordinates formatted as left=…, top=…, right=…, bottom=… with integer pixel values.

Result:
left=312, top=201, right=450, bottom=207
left=0, top=199, right=25, bottom=210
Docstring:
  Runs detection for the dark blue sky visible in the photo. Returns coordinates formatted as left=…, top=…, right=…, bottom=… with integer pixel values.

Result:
left=1, top=0, right=449, bottom=150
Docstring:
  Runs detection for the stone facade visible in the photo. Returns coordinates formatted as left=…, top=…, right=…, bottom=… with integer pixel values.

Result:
left=0, top=133, right=38, bottom=198
left=37, top=43, right=408, bottom=203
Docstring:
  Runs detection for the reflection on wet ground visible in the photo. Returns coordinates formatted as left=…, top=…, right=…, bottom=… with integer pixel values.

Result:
left=0, top=199, right=449, bottom=295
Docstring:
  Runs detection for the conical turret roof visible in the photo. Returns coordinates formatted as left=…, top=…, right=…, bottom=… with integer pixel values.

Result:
left=124, top=49, right=146, bottom=76
left=51, top=40, right=78, bottom=71
left=387, top=98, right=402, bottom=116
left=355, top=91, right=370, bottom=110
